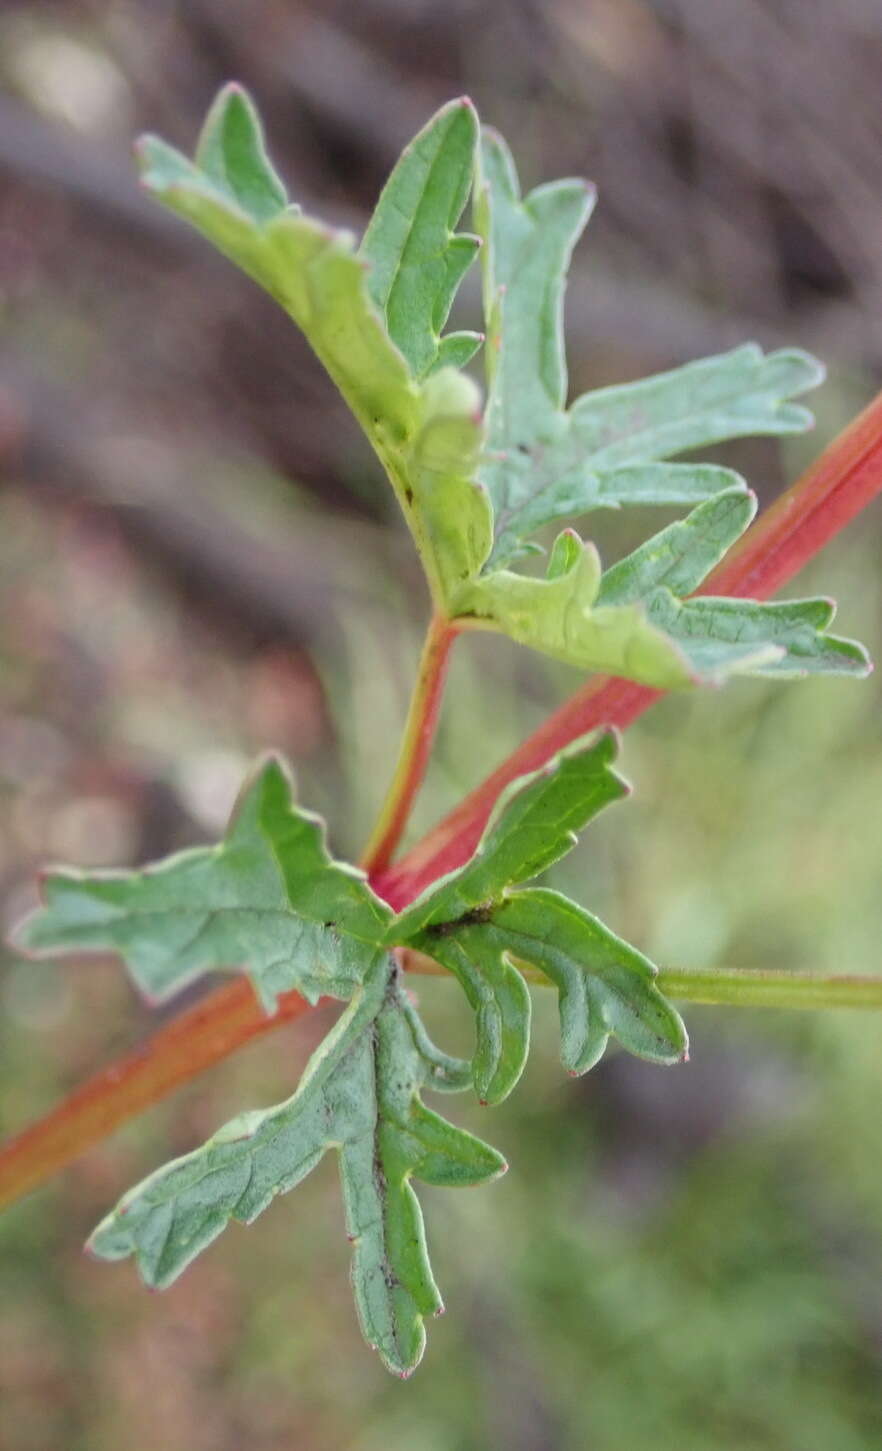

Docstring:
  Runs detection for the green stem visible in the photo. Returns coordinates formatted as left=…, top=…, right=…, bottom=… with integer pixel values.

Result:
left=360, top=614, right=458, bottom=876
left=402, top=950, right=882, bottom=1009
left=656, top=967, right=882, bottom=1010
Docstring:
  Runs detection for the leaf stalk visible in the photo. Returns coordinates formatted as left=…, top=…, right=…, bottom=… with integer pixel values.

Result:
left=359, top=613, right=458, bottom=876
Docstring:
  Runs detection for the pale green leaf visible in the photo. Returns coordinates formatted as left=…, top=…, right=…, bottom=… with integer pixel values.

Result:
left=457, top=484, right=868, bottom=686
left=392, top=731, right=628, bottom=939
left=597, top=490, right=870, bottom=679
left=88, top=958, right=505, bottom=1378
left=15, top=757, right=391, bottom=1011
left=570, top=344, right=823, bottom=467
left=456, top=540, right=697, bottom=688
left=475, top=129, right=824, bottom=564
left=406, top=369, right=492, bottom=596
left=137, top=86, right=488, bottom=614
left=645, top=594, right=871, bottom=682
left=597, top=485, right=756, bottom=605
left=360, top=98, right=482, bottom=378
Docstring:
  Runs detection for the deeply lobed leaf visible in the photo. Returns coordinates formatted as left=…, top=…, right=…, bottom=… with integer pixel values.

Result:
left=136, top=84, right=487, bottom=612
left=88, top=957, right=504, bottom=1377
left=474, top=128, right=824, bottom=567
left=456, top=486, right=869, bottom=687
left=485, top=889, right=687, bottom=1073
left=15, top=757, right=392, bottom=1011
left=394, top=732, right=686, bottom=1100
left=19, top=90, right=873, bottom=1376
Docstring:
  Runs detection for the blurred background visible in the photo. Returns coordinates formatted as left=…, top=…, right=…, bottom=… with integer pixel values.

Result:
left=0, top=2, right=881, bottom=1447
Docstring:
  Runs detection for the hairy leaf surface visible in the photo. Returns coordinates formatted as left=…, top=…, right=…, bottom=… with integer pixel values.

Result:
left=88, top=958, right=504, bottom=1377
left=474, top=129, right=824, bottom=566
left=16, top=757, right=392, bottom=1011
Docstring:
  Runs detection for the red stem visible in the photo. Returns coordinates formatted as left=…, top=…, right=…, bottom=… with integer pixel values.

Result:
left=2, top=388, right=882, bottom=1209
left=0, top=978, right=313, bottom=1211
left=359, top=614, right=457, bottom=877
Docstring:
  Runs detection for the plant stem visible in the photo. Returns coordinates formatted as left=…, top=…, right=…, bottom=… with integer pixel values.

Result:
left=406, top=951, right=882, bottom=1009
left=2, top=389, right=882, bottom=1209
left=0, top=977, right=312, bottom=1213
left=655, top=967, right=882, bottom=1010
left=405, top=949, right=882, bottom=1009
left=359, top=613, right=458, bottom=877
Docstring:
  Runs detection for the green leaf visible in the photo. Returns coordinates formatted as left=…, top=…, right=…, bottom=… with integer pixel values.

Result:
left=569, top=344, right=823, bottom=466
left=483, top=889, right=688, bottom=1072
left=394, top=733, right=686, bottom=1097
left=417, top=930, right=531, bottom=1106
left=137, top=126, right=418, bottom=451
left=456, top=541, right=697, bottom=687
left=360, top=98, right=482, bottom=379
left=193, top=83, right=288, bottom=222
left=15, top=757, right=391, bottom=1011
left=87, top=958, right=505, bottom=1378
left=392, top=730, right=628, bottom=939
left=644, top=594, right=871, bottom=682
left=597, top=485, right=756, bottom=605
left=455, top=484, right=869, bottom=687
left=406, top=369, right=492, bottom=596
left=474, top=129, right=824, bottom=565
left=136, top=85, right=488, bottom=613
left=596, top=491, right=869, bottom=679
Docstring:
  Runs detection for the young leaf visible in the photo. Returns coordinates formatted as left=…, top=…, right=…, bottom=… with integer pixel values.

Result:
left=474, top=128, right=824, bottom=566
left=456, top=545, right=698, bottom=688
left=193, top=82, right=288, bottom=222
left=455, top=485, right=869, bottom=687
left=406, top=369, right=492, bottom=598
left=136, top=85, right=488, bottom=614
left=360, top=98, right=482, bottom=378
left=87, top=958, right=505, bottom=1378
left=14, top=757, right=391, bottom=1011
left=595, top=491, right=869, bottom=679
